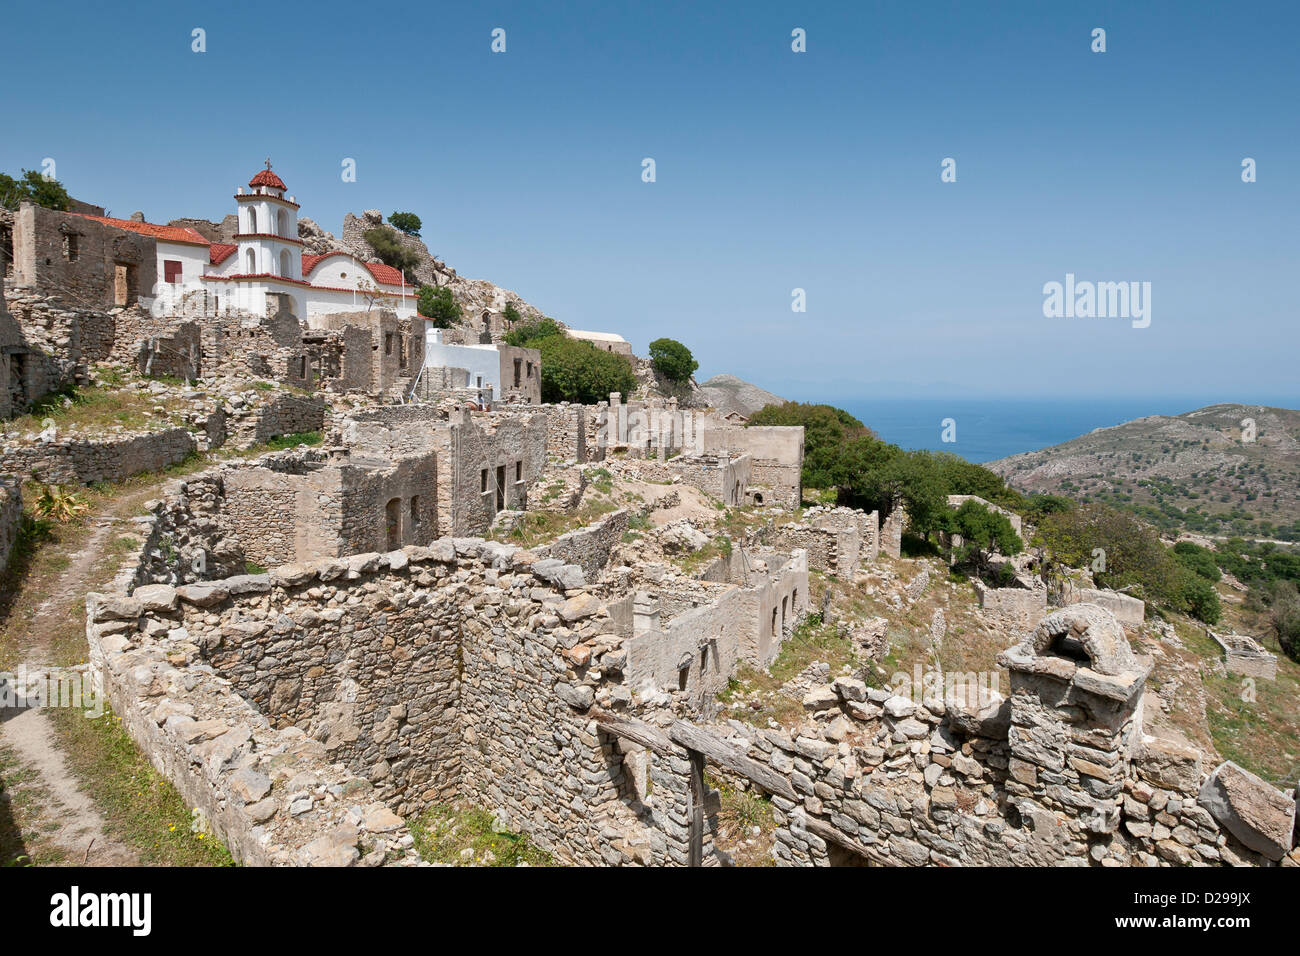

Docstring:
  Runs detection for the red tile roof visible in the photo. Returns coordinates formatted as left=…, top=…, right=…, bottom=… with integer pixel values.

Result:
left=249, top=168, right=287, bottom=190
left=300, top=251, right=407, bottom=287
left=71, top=212, right=209, bottom=246
left=209, top=243, right=238, bottom=266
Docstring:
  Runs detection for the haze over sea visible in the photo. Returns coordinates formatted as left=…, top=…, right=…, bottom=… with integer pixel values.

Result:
left=831, top=397, right=1300, bottom=465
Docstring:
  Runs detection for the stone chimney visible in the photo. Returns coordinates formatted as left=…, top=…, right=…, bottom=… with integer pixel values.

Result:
left=632, top=591, right=661, bottom=636
left=998, top=604, right=1151, bottom=839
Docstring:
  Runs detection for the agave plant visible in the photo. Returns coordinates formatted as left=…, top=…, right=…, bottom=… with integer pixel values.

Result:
left=33, top=484, right=90, bottom=523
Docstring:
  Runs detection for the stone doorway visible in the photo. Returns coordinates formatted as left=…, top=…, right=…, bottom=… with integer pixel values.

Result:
left=113, top=263, right=136, bottom=306
left=385, top=497, right=401, bottom=550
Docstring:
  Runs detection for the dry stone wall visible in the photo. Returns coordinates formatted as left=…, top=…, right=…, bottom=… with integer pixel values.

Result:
left=0, top=427, right=196, bottom=486
left=91, top=534, right=665, bottom=866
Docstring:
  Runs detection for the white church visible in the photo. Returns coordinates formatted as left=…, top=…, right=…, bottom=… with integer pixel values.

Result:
left=72, top=162, right=420, bottom=321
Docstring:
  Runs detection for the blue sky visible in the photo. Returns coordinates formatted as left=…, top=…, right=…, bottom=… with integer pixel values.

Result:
left=2, top=0, right=1297, bottom=405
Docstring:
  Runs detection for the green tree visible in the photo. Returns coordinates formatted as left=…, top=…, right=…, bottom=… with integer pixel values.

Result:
left=364, top=225, right=422, bottom=282
left=417, top=284, right=463, bottom=328
left=504, top=316, right=565, bottom=348
left=503, top=301, right=523, bottom=325
left=537, top=337, right=636, bottom=404
left=648, top=337, right=699, bottom=384
left=748, top=402, right=871, bottom=489
left=1262, top=581, right=1300, bottom=662
left=0, top=169, right=72, bottom=211
left=1179, top=571, right=1222, bottom=625
left=1172, top=542, right=1222, bottom=582
left=947, top=499, right=1024, bottom=576
left=1037, top=503, right=1219, bottom=622
left=388, top=211, right=422, bottom=237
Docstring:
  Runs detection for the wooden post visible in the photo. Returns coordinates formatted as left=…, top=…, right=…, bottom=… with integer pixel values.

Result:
left=688, top=750, right=705, bottom=868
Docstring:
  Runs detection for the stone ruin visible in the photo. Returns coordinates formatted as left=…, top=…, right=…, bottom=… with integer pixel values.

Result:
left=85, top=452, right=1299, bottom=866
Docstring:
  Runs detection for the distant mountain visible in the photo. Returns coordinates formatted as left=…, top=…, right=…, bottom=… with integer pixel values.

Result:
left=692, top=374, right=786, bottom=417
left=986, top=404, right=1300, bottom=540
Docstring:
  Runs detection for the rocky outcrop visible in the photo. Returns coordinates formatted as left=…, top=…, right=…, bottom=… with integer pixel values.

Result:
left=297, top=210, right=545, bottom=330
left=692, top=374, right=786, bottom=417
left=1198, top=760, right=1296, bottom=861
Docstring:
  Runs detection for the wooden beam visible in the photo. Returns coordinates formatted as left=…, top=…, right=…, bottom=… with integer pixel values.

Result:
left=668, top=720, right=797, bottom=801
left=591, top=709, right=674, bottom=755
left=688, top=750, right=705, bottom=868
left=801, top=813, right=888, bottom=865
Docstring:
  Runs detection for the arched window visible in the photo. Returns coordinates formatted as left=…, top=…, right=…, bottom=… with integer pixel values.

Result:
left=245, top=248, right=256, bottom=273
left=279, top=249, right=291, bottom=277
left=277, top=209, right=289, bottom=237
left=248, top=208, right=258, bottom=233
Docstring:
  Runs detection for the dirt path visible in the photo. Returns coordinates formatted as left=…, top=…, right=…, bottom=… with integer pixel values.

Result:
left=0, top=486, right=162, bottom=866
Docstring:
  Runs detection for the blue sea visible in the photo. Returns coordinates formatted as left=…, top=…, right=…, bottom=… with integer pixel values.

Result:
left=835, top=397, right=1298, bottom=464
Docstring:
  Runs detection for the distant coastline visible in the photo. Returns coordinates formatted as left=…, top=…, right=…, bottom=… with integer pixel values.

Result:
left=829, top=397, right=1300, bottom=464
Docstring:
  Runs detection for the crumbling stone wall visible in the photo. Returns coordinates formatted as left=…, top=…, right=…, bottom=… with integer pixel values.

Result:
left=11, top=202, right=157, bottom=310
left=974, top=580, right=1048, bottom=637
left=0, top=427, right=197, bottom=486
left=544, top=403, right=587, bottom=463
left=168, top=452, right=438, bottom=569
left=701, top=424, right=803, bottom=509
left=91, top=535, right=664, bottom=866
left=623, top=551, right=809, bottom=712
left=1208, top=631, right=1278, bottom=681
left=340, top=405, right=549, bottom=538
left=534, top=508, right=630, bottom=580
left=225, top=392, right=327, bottom=448
left=0, top=477, right=21, bottom=571
left=751, top=605, right=1295, bottom=866
left=879, top=504, right=905, bottom=559
left=1064, top=586, right=1145, bottom=626
left=767, top=522, right=860, bottom=577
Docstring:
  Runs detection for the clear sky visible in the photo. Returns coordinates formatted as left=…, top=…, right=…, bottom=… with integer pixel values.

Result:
left=2, top=0, right=1296, bottom=404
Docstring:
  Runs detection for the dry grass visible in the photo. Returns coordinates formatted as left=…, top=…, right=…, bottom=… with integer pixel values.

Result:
left=0, top=385, right=179, bottom=439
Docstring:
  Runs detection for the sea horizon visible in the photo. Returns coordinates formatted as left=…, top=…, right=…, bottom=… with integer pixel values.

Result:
left=821, top=396, right=1300, bottom=464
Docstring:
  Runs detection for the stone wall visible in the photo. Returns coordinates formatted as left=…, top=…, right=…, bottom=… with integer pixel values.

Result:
left=141, top=450, right=439, bottom=572
left=0, top=477, right=21, bottom=571
left=0, top=427, right=197, bottom=486
left=90, top=534, right=664, bottom=866
left=974, top=581, right=1047, bottom=637
left=624, top=550, right=809, bottom=713
left=879, top=504, right=905, bottom=559
left=12, top=202, right=157, bottom=311
left=757, top=605, right=1295, bottom=866
left=534, top=508, right=630, bottom=581
left=700, top=424, right=803, bottom=509
left=339, top=405, right=549, bottom=538
left=767, top=521, right=860, bottom=577
left=1209, top=631, right=1278, bottom=681
left=1066, top=586, right=1145, bottom=626
left=225, top=392, right=327, bottom=449
left=90, top=511, right=1298, bottom=868
left=544, top=403, right=587, bottom=464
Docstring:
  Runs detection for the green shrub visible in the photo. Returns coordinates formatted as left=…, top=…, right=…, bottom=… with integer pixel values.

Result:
left=504, top=316, right=565, bottom=348
left=1172, top=541, right=1222, bottom=582
left=537, top=337, right=636, bottom=404
left=417, top=285, right=463, bottom=328
left=947, top=499, right=1024, bottom=575
left=648, top=337, right=699, bottom=384
left=364, top=225, right=421, bottom=281
left=388, top=211, right=422, bottom=237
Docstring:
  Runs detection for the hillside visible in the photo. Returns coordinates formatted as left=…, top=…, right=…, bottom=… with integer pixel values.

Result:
left=987, top=403, right=1300, bottom=540
left=691, top=374, right=785, bottom=417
